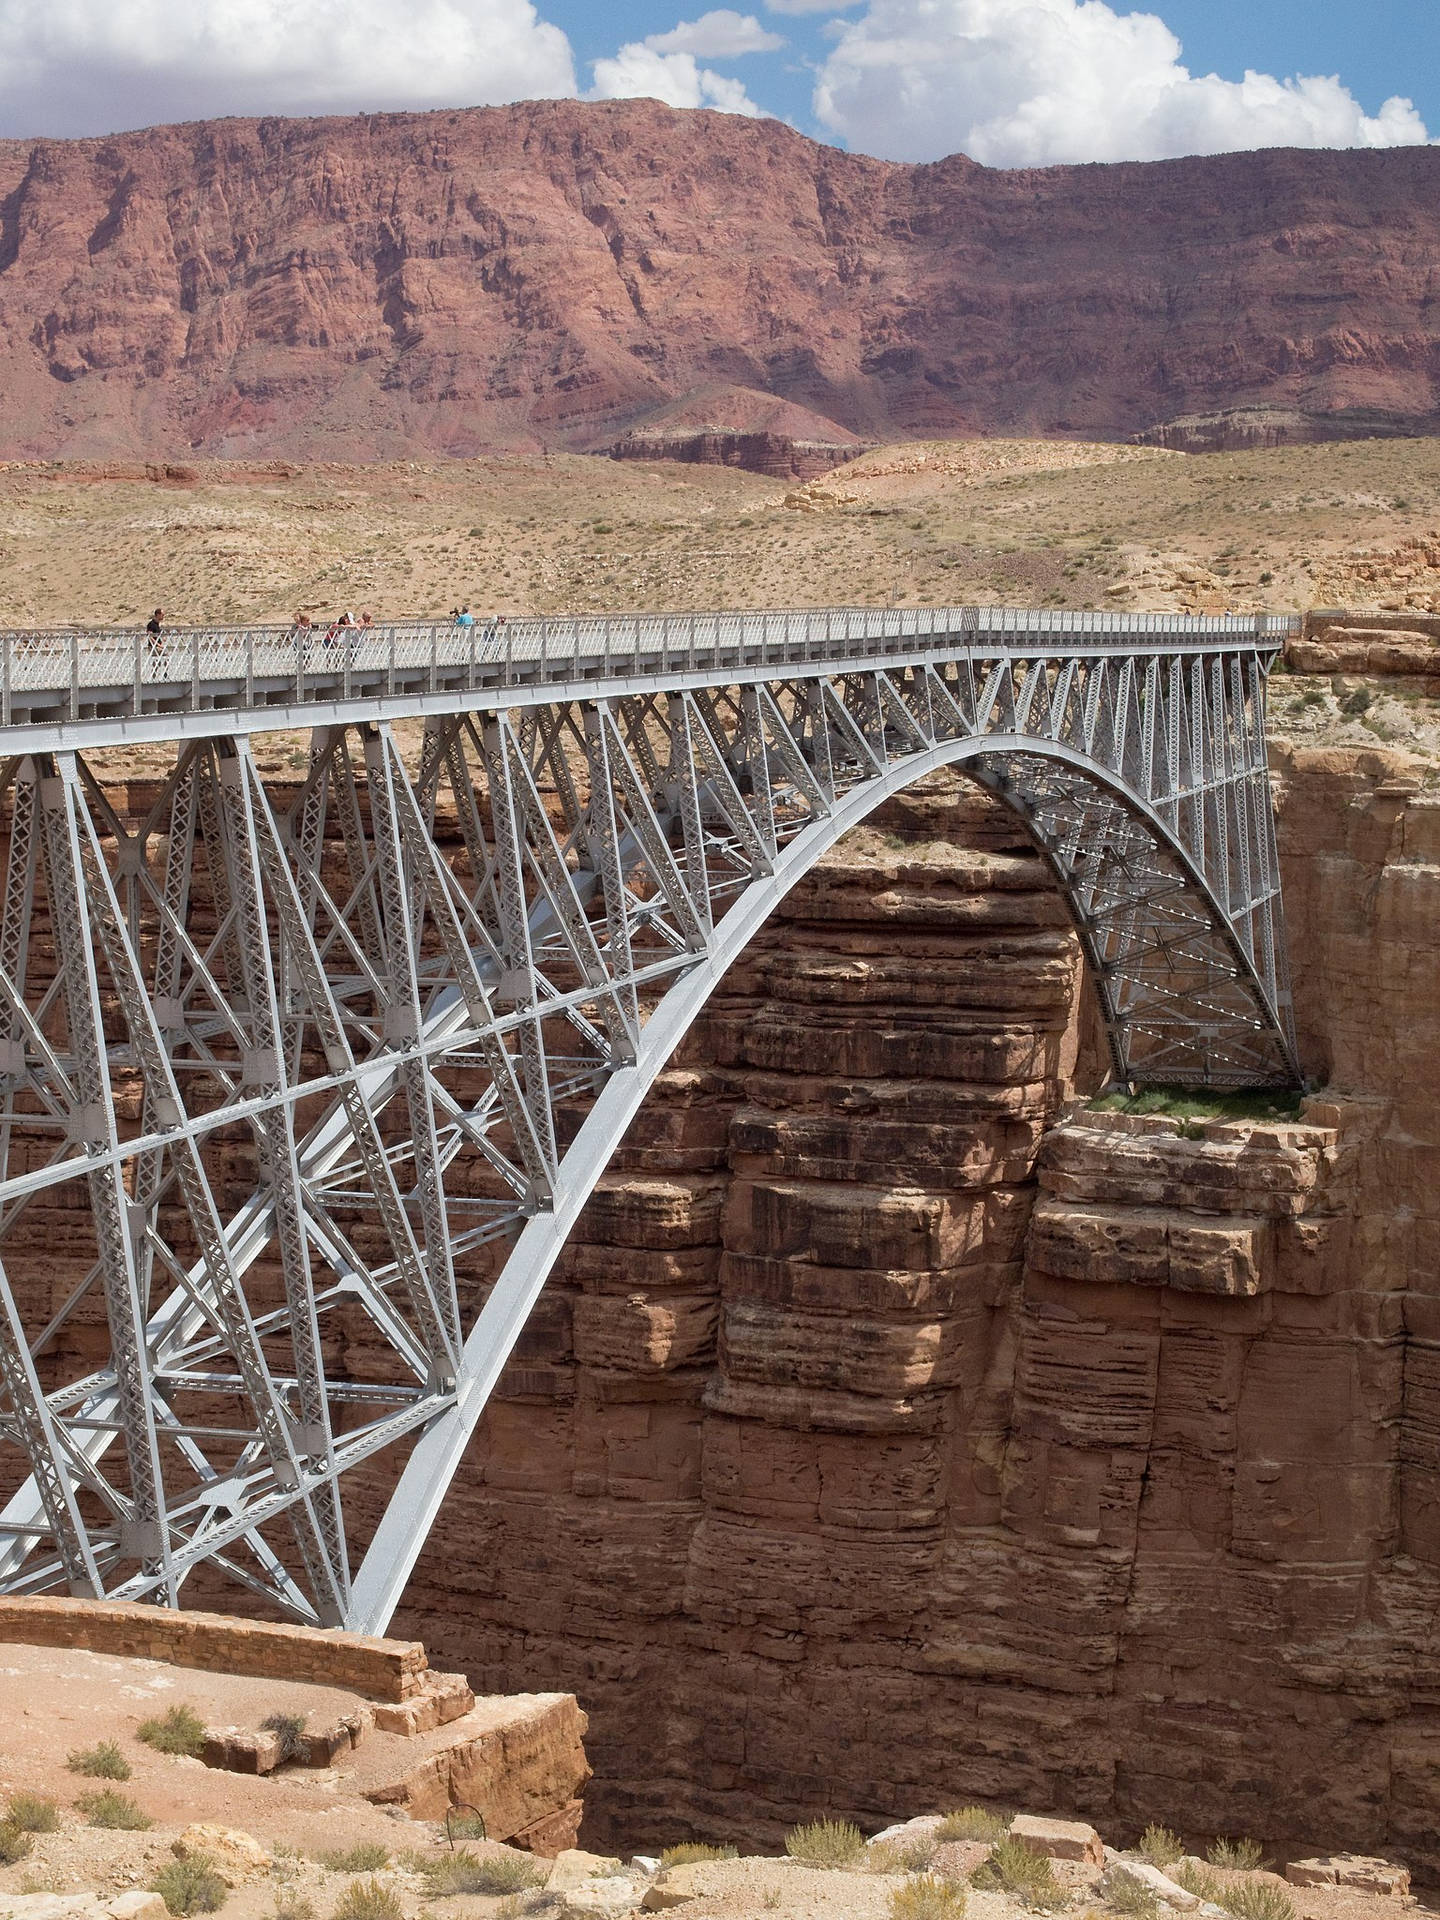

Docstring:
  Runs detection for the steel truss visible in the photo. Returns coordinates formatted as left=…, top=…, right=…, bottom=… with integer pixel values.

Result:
left=0, top=632, right=1299, bottom=1629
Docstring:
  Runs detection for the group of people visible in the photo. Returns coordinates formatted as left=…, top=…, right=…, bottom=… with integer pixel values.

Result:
left=291, top=609, right=375, bottom=648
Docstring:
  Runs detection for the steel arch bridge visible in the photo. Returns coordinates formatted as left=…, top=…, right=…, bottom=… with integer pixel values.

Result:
left=0, top=605, right=1300, bottom=1631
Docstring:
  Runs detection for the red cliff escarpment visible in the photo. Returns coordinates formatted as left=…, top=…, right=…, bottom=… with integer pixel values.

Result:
left=394, top=754, right=1440, bottom=1869
left=2, top=101, right=1440, bottom=460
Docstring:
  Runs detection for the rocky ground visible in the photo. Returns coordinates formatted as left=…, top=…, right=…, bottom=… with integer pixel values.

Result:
left=0, top=1802, right=1426, bottom=1920
left=4, top=435, right=1440, bottom=633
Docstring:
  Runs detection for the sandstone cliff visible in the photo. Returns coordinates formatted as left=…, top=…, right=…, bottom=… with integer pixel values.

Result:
left=3, top=101, right=1440, bottom=460
left=390, top=754, right=1440, bottom=1872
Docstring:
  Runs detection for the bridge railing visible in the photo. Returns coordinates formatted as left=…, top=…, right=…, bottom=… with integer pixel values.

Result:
left=0, top=606, right=1299, bottom=725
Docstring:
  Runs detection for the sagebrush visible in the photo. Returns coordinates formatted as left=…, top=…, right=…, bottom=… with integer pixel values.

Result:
left=76, top=1790, right=152, bottom=1831
left=870, top=1835, right=938, bottom=1874
left=330, top=1879, right=403, bottom=1920
left=260, top=1713, right=308, bottom=1766
left=0, top=1823, right=33, bottom=1866
left=315, top=1846, right=390, bottom=1875
left=153, top=1856, right=227, bottom=1916
left=7, top=1795, right=58, bottom=1833
left=1208, top=1840, right=1267, bottom=1872
left=423, top=1850, right=545, bottom=1898
left=136, top=1705, right=206, bottom=1758
left=67, top=1741, right=131, bottom=1781
left=659, top=1844, right=737, bottom=1868
left=785, top=1819, right=867, bottom=1870
left=973, top=1835, right=1063, bottom=1908
left=1137, top=1827, right=1183, bottom=1869
left=1107, top=1876, right=1160, bottom=1919
left=890, top=1876, right=968, bottom=1920
left=935, top=1808, right=1009, bottom=1845
left=1219, top=1884, right=1295, bottom=1920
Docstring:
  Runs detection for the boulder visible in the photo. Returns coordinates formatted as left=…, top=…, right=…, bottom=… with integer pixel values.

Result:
left=1010, top=1814, right=1104, bottom=1866
left=548, top=1850, right=627, bottom=1892
left=171, top=1826, right=273, bottom=1886
left=1285, top=1856, right=1410, bottom=1896
left=1101, top=1860, right=1202, bottom=1910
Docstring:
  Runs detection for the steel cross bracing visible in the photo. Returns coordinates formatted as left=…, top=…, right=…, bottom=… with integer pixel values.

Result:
left=0, top=607, right=1301, bottom=1631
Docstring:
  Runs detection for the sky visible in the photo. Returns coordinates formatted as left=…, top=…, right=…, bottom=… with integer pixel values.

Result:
left=0, top=0, right=1436, bottom=169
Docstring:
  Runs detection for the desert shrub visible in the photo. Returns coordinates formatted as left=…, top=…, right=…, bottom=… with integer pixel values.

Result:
left=659, top=1844, right=737, bottom=1868
left=444, top=1812, right=488, bottom=1842
left=76, top=1790, right=152, bottom=1831
left=935, top=1808, right=1009, bottom=1845
left=274, top=1898, right=316, bottom=1920
left=785, top=1819, right=867, bottom=1869
left=1137, top=1826, right=1183, bottom=1868
left=1172, top=1862, right=1225, bottom=1903
left=870, top=1835, right=938, bottom=1874
left=890, top=1876, right=968, bottom=1920
left=67, top=1741, right=131, bottom=1780
left=972, top=1835, right=1063, bottom=1908
left=1107, top=1877, right=1160, bottom=1919
left=1207, top=1840, right=1266, bottom=1872
left=316, top=1847, right=390, bottom=1875
left=1219, top=1885, right=1295, bottom=1920
left=0, top=1822, right=33, bottom=1865
left=153, top=1856, right=227, bottom=1916
left=7, top=1795, right=59, bottom=1833
left=423, top=1850, right=544, bottom=1898
left=331, top=1879, right=403, bottom=1920
left=261, top=1714, right=308, bottom=1766
left=136, top=1705, right=206, bottom=1758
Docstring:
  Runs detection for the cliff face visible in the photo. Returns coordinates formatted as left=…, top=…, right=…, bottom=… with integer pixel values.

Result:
left=395, top=753, right=1440, bottom=1867
left=3, top=100, right=1440, bottom=460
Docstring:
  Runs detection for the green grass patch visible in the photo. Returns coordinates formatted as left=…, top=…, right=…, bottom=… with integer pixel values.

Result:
left=1089, top=1084, right=1304, bottom=1125
left=153, top=1856, right=227, bottom=1916
left=785, top=1819, right=867, bottom=1869
left=136, top=1705, right=207, bottom=1758
left=67, top=1741, right=131, bottom=1780
left=76, top=1790, right=152, bottom=1830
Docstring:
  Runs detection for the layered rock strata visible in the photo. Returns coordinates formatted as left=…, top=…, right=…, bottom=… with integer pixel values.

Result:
left=397, top=752, right=1440, bottom=1872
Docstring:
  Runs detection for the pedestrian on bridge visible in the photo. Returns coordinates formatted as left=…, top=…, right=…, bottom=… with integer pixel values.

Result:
left=145, top=608, right=165, bottom=660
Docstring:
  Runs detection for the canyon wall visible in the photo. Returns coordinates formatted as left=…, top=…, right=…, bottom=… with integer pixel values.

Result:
left=3, top=100, right=1440, bottom=460
left=395, top=749, right=1440, bottom=1870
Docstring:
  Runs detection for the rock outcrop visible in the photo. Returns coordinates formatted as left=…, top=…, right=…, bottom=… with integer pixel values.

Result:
left=394, top=753, right=1440, bottom=1874
left=4, top=101, right=1440, bottom=459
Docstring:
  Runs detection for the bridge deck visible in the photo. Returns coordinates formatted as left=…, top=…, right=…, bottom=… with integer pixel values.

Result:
left=0, top=606, right=1297, bottom=748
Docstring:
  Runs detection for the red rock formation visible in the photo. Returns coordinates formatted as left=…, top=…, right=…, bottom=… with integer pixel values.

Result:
left=3, top=101, right=1440, bottom=459
left=393, top=757, right=1440, bottom=1873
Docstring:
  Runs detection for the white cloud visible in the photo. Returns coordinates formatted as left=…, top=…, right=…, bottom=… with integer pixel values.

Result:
left=645, top=10, right=784, bottom=56
left=590, top=43, right=766, bottom=115
left=0, top=0, right=575, bottom=138
left=812, top=0, right=1432, bottom=166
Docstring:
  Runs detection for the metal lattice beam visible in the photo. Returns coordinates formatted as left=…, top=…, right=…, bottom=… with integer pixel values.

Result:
left=0, top=609, right=1300, bottom=1627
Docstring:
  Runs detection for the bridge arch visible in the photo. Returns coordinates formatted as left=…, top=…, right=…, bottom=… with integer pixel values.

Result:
left=0, top=611, right=1300, bottom=1629
left=349, top=721, right=1296, bottom=1628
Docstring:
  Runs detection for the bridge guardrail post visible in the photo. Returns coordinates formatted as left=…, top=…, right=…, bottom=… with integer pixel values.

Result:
left=2, top=635, right=9, bottom=728
left=504, top=621, right=513, bottom=685
left=133, top=630, right=143, bottom=718
left=387, top=625, right=395, bottom=696
left=430, top=624, right=438, bottom=692
left=69, top=629, right=79, bottom=720
left=245, top=629, right=254, bottom=709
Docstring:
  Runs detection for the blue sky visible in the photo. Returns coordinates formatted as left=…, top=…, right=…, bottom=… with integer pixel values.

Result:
left=1, top=0, right=1436, bottom=165
left=557, top=0, right=1440, bottom=145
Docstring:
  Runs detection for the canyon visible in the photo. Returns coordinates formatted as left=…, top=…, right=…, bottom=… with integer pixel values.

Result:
left=379, top=734, right=1440, bottom=1872
left=3, top=101, right=1440, bottom=464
